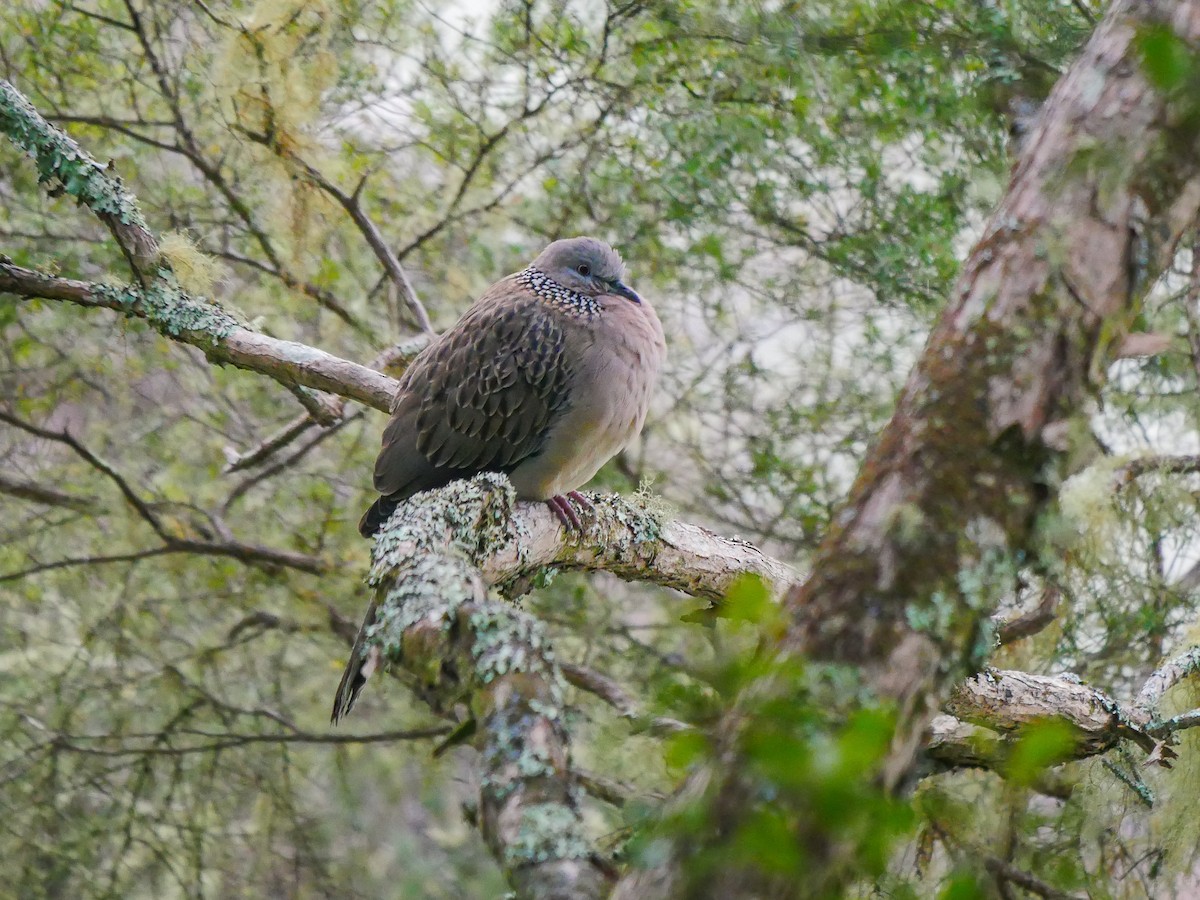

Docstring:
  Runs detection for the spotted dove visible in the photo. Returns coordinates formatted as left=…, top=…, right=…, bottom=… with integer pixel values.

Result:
left=332, top=236, right=665, bottom=722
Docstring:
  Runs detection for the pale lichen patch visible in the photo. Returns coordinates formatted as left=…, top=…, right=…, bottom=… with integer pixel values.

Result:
left=504, top=803, right=592, bottom=867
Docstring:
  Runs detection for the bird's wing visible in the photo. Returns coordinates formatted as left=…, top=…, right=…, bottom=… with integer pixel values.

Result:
left=373, top=289, right=573, bottom=499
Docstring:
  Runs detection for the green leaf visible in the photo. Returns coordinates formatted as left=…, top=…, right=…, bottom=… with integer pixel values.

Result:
left=721, top=573, right=773, bottom=625
left=1137, top=25, right=1194, bottom=91
left=938, top=871, right=987, bottom=900
left=1006, top=720, right=1077, bottom=785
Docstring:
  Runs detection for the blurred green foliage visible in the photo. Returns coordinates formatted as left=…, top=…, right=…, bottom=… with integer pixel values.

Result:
left=8, top=0, right=1200, bottom=897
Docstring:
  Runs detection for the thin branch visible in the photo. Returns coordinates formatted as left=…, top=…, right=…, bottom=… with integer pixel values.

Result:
left=995, top=585, right=1061, bottom=645
left=0, top=408, right=169, bottom=537
left=220, top=338, right=424, bottom=474
left=257, top=143, right=433, bottom=335
left=0, top=408, right=327, bottom=576
left=560, top=661, right=692, bottom=735
left=929, top=821, right=1086, bottom=900
left=213, top=250, right=369, bottom=336
left=0, top=547, right=180, bottom=583
left=0, top=472, right=97, bottom=511
left=574, top=768, right=661, bottom=808
left=32, top=725, right=451, bottom=757
left=222, top=414, right=321, bottom=474
left=980, top=852, right=1086, bottom=900
left=0, top=259, right=397, bottom=413
left=221, top=408, right=363, bottom=511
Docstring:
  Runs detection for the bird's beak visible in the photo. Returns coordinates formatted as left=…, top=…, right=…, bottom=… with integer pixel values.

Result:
left=608, top=279, right=642, bottom=304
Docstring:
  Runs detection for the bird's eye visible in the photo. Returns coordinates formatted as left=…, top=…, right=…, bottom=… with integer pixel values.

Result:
left=576, top=264, right=590, bottom=276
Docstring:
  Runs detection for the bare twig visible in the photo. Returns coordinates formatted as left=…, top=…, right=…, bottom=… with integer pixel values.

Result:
left=0, top=408, right=327, bottom=576
left=222, top=414, right=321, bottom=474
left=0, top=472, right=97, bottom=511
left=222, top=408, right=363, bottom=511
left=0, top=408, right=169, bottom=536
left=26, top=725, right=451, bottom=757
left=560, top=661, right=692, bottom=735
left=996, top=585, right=1062, bottom=645
left=263, top=147, right=433, bottom=335
left=220, top=338, right=424, bottom=474
left=0, top=547, right=180, bottom=583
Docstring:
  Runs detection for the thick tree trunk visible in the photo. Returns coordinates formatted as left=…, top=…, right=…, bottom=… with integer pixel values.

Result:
left=616, top=1, right=1200, bottom=895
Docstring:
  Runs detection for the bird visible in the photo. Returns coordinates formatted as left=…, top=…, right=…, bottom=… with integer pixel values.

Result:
left=332, top=236, right=665, bottom=722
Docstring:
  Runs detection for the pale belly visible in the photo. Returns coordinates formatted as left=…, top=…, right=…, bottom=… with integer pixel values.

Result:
left=508, top=346, right=656, bottom=499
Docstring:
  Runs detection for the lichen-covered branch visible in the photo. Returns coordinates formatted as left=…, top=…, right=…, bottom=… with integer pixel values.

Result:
left=947, top=670, right=1142, bottom=751
left=0, top=259, right=397, bottom=415
left=481, top=494, right=798, bottom=601
left=0, top=79, right=159, bottom=280
left=336, top=474, right=793, bottom=896
left=928, top=654, right=1200, bottom=780
left=1135, top=646, right=1200, bottom=713
left=349, top=475, right=613, bottom=898
left=0, top=78, right=397, bottom=421
left=364, top=479, right=797, bottom=605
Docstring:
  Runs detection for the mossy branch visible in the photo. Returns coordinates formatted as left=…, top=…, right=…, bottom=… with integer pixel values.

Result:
left=0, top=79, right=159, bottom=281
left=346, top=474, right=614, bottom=898
left=0, top=79, right=397, bottom=421
left=333, top=474, right=792, bottom=896
left=0, top=259, right=397, bottom=415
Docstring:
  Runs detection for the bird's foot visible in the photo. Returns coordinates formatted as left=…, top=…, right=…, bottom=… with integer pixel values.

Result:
left=566, top=490, right=594, bottom=513
left=547, top=493, right=589, bottom=531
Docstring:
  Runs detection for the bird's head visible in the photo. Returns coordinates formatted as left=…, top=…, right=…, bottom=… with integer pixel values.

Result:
left=531, top=237, right=642, bottom=304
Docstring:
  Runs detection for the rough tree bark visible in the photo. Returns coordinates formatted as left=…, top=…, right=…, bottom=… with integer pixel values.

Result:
left=8, top=5, right=1200, bottom=887
left=613, top=1, right=1200, bottom=896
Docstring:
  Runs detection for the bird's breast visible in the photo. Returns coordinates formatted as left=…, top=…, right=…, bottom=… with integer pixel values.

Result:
left=508, top=305, right=664, bottom=499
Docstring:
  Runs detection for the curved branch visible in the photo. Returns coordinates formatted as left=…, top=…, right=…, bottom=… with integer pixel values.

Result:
left=0, top=260, right=397, bottom=413
left=341, top=475, right=617, bottom=897
left=333, top=474, right=795, bottom=895
left=484, top=495, right=798, bottom=600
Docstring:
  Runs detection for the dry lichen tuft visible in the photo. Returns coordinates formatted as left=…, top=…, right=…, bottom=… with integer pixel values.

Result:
left=158, top=232, right=224, bottom=297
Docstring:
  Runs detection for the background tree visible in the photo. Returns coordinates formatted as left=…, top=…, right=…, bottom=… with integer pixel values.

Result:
left=8, top=0, right=1200, bottom=897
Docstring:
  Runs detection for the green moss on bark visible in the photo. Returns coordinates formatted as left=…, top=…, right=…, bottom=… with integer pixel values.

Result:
left=0, top=80, right=149, bottom=228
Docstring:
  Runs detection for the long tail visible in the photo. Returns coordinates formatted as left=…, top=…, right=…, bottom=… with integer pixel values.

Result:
left=330, top=598, right=380, bottom=724
left=357, top=496, right=399, bottom=538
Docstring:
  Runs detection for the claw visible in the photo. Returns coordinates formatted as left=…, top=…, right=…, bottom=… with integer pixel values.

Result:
left=546, top=494, right=584, bottom=531
left=566, top=490, right=594, bottom=513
